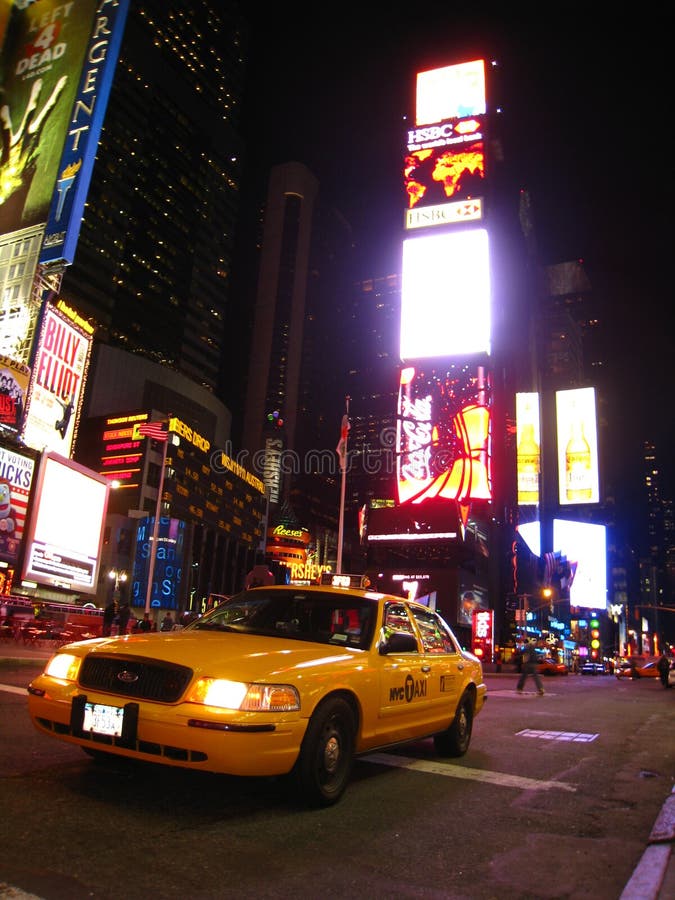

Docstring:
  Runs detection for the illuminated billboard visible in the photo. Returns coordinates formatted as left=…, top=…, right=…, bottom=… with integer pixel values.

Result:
left=0, top=353, right=30, bottom=433
left=397, top=362, right=491, bottom=504
left=132, top=515, right=185, bottom=612
left=41, top=0, right=130, bottom=265
left=0, top=441, right=36, bottom=565
left=556, top=387, right=599, bottom=505
left=416, top=59, right=486, bottom=126
left=516, top=392, right=541, bottom=506
left=21, top=451, right=110, bottom=593
left=471, top=607, right=493, bottom=661
left=0, top=0, right=98, bottom=236
left=405, top=197, right=483, bottom=231
left=400, top=229, right=491, bottom=360
left=553, top=519, right=607, bottom=610
left=404, top=138, right=485, bottom=211
left=20, top=301, right=93, bottom=457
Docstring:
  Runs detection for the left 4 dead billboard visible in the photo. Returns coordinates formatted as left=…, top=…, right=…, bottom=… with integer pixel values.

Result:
left=0, top=0, right=100, bottom=236
left=0, top=0, right=129, bottom=265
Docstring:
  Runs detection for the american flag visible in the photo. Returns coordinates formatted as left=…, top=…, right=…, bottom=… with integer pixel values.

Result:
left=138, top=421, right=168, bottom=442
left=336, top=413, right=350, bottom=466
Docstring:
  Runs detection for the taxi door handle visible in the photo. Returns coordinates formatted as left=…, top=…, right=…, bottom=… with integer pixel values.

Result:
left=421, top=665, right=431, bottom=673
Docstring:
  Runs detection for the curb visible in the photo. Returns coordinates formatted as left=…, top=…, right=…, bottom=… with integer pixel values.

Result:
left=620, top=786, right=675, bottom=900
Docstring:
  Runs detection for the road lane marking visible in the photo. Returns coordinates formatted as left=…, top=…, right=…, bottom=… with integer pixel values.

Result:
left=0, top=683, right=27, bottom=695
left=362, top=752, right=576, bottom=792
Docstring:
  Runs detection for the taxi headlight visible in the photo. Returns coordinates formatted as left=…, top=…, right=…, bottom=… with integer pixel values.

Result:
left=44, top=653, right=81, bottom=681
left=187, top=678, right=300, bottom=712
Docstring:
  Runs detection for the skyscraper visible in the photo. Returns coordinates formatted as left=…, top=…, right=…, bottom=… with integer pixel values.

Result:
left=58, top=1, right=248, bottom=398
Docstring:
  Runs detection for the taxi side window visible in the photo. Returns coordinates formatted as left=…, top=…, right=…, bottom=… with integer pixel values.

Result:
left=411, top=608, right=456, bottom=654
left=383, top=603, right=415, bottom=635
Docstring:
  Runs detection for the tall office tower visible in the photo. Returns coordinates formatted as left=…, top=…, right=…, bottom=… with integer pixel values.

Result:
left=642, top=440, right=664, bottom=561
left=241, top=162, right=318, bottom=506
left=58, top=1, right=248, bottom=396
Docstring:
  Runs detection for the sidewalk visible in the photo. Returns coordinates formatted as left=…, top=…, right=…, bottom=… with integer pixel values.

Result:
left=2, top=646, right=674, bottom=898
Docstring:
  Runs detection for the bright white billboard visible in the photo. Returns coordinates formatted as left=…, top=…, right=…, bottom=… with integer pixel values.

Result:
left=553, top=518, right=607, bottom=610
left=400, top=229, right=491, bottom=361
left=22, top=451, right=109, bottom=594
left=415, top=59, right=486, bottom=125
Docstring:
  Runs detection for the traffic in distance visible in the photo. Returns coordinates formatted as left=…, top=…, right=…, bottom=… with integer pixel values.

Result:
left=26, top=574, right=487, bottom=807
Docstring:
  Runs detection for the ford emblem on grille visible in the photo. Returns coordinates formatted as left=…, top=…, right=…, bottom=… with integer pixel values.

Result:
left=117, top=669, right=139, bottom=684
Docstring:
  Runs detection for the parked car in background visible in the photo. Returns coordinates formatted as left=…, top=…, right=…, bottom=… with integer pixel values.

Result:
left=581, top=661, right=608, bottom=675
left=615, top=659, right=660, bottom=679
left=27, top=575, right=487, bottom=807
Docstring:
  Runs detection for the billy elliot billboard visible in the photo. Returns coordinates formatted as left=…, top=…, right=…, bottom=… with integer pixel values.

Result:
left=0, top=0, right=100, bottom=237
left=20, top=299, right=93, bottom=457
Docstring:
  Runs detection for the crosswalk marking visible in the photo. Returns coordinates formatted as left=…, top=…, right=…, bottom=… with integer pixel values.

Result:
left=362, top=752, right=576, bottom=792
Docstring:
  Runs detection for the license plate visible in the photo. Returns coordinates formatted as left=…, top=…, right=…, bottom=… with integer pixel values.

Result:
left=82, top=702, right=124, bottom=737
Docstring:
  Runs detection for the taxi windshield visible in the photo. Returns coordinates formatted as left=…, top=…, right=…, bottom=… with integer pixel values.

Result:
left=187, top=589, right=376, bottom=650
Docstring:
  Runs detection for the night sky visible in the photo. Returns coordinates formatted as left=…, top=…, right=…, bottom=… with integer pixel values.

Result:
left=238, top=11, right=673, bottom=516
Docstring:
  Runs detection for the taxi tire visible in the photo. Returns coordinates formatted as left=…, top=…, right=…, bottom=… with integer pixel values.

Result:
left=293, top=696, right=356, bottom=807
left=433, top=691, right=473, bottom=757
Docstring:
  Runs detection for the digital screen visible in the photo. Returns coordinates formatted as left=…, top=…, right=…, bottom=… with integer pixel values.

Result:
left=516, top=392, right=541, bottom=506
left=400, top=229, right=491, bottom=360
left=555, top=387, right=599, bottom=505
left=22, top=452, right=110, bottom=593
left=132, top=515, right=185, bottom=611
left=404, top=138, right=485, bottom=210
left=553, top=519, right=607, bottom=611
left=397, top=362, right=492, bottom=504
left=416, top=60, right=486, bottom=126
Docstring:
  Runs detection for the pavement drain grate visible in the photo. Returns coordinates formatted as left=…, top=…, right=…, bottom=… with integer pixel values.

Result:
left=517, top=728, right=599, bottom=742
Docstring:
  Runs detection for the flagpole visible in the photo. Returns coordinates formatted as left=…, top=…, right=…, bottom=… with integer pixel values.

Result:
left=144, top=435, right=168, bottom=616
left=336, top=395, right=350, bottom=575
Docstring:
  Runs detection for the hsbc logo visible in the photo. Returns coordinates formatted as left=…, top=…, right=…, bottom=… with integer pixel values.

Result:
left=407, top=123, right=455, bottom=146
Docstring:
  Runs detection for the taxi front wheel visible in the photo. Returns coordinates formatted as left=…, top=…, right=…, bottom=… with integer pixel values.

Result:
left=433, top=692, right=473, bottom=757
left=293, top=696, right=356, bottom=807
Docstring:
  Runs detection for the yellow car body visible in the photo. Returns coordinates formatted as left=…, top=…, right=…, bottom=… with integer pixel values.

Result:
left=27, top=582, right=486, bottom=806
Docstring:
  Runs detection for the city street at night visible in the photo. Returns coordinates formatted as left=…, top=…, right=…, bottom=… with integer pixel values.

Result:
left=1, top=653, right=674, bottom=900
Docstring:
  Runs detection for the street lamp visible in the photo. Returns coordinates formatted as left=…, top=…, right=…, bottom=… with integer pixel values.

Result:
left=109, top=569, right=127, bottom=596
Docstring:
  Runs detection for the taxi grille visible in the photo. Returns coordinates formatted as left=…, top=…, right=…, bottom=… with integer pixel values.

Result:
left=78, top=656, right=193, bottom=702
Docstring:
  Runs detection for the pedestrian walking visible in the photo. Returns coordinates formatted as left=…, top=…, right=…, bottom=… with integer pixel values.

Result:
left=117, top=601, right=131, bottom=635
left=657, top=652, right=671, bottom=689
left=102, top=600, right=116, bottom=637
left=516, top=639, right=545, bottom=695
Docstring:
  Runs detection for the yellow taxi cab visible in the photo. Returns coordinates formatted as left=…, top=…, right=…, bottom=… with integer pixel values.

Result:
left=27, top=575, right=487, bottom=807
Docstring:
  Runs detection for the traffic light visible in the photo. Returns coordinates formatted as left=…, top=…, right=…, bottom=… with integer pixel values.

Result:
left=589, top=617, right=600, bottom=658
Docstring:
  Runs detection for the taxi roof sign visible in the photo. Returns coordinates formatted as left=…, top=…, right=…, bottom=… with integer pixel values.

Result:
left=319, top=573, right=371, bottom=590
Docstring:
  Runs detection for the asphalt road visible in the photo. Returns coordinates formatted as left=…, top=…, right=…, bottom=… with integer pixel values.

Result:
left=1, top=659, right=673, bottom=900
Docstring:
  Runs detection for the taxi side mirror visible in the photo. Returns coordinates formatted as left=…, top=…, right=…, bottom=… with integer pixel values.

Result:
left=379, top=631, right=419, bottom=655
